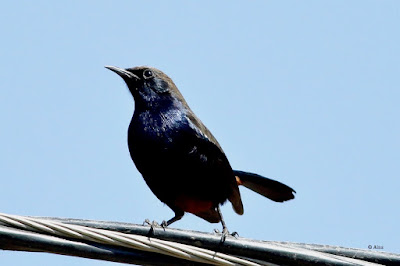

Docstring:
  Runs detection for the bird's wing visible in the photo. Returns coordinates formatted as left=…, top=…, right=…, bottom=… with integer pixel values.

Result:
left=183, top=112, right=244, bottom=215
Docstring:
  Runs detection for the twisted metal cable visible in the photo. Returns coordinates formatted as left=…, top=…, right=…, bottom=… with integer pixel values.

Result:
left=0, top=212, right=259, bottom=265
left=1, top=212, right=399, bottom=265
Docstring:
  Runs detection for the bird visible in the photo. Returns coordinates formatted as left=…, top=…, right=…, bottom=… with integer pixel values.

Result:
left=106, top=65, right=295, bottom=238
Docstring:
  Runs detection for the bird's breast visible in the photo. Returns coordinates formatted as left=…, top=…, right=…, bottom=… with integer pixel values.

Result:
left=132, top=108, right=186, bottom=140
left=127, top=109, right=189, bottom=165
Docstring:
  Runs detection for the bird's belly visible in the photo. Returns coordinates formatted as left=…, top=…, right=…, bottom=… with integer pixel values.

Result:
left=127, top=120, right=231, bottom=209
left=130, top=144, right=228, bottom=207
left=174, top=195, right=214, bottom=214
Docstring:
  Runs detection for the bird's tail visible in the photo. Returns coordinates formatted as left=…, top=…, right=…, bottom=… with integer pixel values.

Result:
left=233, top=170, right=295, bottom=202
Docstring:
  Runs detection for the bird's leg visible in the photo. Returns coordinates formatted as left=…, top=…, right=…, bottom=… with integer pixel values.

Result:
left=217, top=205, right=229, bottom=242
left=161, top=211, right=184, bottom=228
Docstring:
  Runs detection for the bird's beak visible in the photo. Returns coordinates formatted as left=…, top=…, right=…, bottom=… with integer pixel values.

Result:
left=105, top=65, right=140, bottom=80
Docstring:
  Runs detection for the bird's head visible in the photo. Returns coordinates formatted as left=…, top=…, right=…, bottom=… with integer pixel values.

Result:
left=105, top=65, right=187, bottom=109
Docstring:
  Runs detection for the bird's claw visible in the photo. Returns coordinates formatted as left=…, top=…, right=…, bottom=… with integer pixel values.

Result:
left=143, top=219, right=160, bottom=227
left=143, top=219, right=165, bottom=236
left=214, top=228, right=238, bottom=242
left=231, top=231, right=239, bottom=238
left=160, top=220, right=168, bottom=229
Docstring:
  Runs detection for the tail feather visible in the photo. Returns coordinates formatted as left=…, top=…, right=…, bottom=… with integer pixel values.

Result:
left=233, top=170, right=295, bottom=202
left=228, top=184, right=244, bottom=215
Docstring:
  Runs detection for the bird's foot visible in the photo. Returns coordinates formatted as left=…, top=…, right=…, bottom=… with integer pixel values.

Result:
left=143, top=219, right=162, bottom=236
left=221, top=226, right=229, bottom=242
left=214, top=228, right=238, bottom=242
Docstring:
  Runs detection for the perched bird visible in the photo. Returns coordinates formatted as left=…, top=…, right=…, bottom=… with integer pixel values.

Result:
left=106, top=65, right=295, bottom=236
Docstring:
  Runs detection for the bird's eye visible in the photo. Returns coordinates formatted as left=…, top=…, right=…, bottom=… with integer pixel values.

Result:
left=143, top=69, right=153, bottom=79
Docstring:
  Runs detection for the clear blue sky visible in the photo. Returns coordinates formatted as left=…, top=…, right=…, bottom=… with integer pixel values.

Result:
left=1, top=1, right=399, bottom=265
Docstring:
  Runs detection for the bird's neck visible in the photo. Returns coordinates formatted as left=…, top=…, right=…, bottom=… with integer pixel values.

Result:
left=133, top=94, right=188, bottom=117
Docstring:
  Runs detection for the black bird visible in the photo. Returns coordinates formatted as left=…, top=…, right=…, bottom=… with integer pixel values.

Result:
left=106, top=65, right=295, bottom=236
